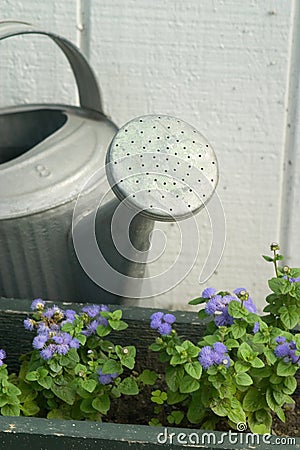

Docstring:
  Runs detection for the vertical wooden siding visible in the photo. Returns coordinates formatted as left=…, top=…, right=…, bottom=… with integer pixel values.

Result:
left=0, top=0, right=298, bottom=311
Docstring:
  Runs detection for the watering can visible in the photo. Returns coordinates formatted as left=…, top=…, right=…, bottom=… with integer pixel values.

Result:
left=0, top=21, right=219, bottom=305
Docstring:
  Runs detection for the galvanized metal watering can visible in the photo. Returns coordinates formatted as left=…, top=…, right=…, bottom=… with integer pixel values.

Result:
left=0, top=21, right=219, bottom=305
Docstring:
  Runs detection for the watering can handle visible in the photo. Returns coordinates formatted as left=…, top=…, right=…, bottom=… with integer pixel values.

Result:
left=0, top=21, right=103, bottom=114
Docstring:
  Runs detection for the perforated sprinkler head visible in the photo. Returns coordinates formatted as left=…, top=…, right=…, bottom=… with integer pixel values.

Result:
left=106, top=115, right=218, bottom=221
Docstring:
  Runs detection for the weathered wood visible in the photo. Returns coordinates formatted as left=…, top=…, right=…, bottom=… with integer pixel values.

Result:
left=0, top=298, right=299, bottom=449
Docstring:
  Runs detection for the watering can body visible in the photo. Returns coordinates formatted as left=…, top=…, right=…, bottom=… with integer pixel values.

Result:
left=0, top=22, right=151, bottom=304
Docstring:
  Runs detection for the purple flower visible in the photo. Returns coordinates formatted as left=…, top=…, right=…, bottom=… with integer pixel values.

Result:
left=0, top=349, right=6, bottom=361
left=214, top=309, right=235, bottom=327
left=198, top=346, right=215, bottom=369
left=150, top=312, right=176, bottom=336
left=82, top=305, right=101, bottom=318
left=24, top=318, right=35, bottom=331
left=164, top=314, right=176, bottom=324
left=56, top=344, right=69, bottom=355
left=42, top=306, right=63, bottom=320
left=69, top=338, right=80, bottom=349
left=31, top=298, right=45, bottom=311
left=98, top=368, right=118, bottom=385
left=158, top=323, right=172, bottom=335
left=274, top=343, right=291, bottom=358
left=40, top=344, right=56, bottom=360
left=274, top=338, right=300, bottom=365
left=32, top=334, right=48, bottom=350
left=213, top=342, right=227, bottom=354
left=253, top=322, right=260, bottom=334
left=202, top=287, right=217, bottom=299
left=198, top=342, right=230, bottom=370
left=82, top=320, right=99, bottom=337
left=64, top=309, right=76, bottom=323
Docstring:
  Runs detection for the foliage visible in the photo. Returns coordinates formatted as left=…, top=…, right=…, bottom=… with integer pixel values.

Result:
left=0, top=243, right=299, bottom=435
left=148, top=243, right=300, bottom=433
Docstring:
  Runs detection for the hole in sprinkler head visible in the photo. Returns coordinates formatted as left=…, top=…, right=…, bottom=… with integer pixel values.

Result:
left=125, top=129, right=128, bottom=132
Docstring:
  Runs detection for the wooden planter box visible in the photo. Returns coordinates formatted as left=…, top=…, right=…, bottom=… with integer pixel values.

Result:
left=0, top=297, right=299, bottom=450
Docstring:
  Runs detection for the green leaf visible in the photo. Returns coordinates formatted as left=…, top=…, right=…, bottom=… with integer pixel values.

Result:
left=108, top=320, right=128, bottom=331
left=197, top=309, right=209, bottom=320
left=25, top=371, right=38, bottom=382
left=225, top=338, right=239, bottom=349
left=283, top=376, right=297, bottom=394
left=138, top=370, right=158, bottom=386
left=48, top=360, right=62, bottom=374
left=278, top=305, right=298, bottom=329
left=167, top=410, right=184, bottom=425
left=249, top=410, right=271, bottom=434
left=268, top=278, right=291, bottom=295
left=179, top=375, right=200, bottom=393
left=264, top=348, right=277, bottom=365
left=80, top=397, right=95, bottom=414
left=184, top=362, right=202, bottom=380
left=210, top=397, right=231, bottom=417
left=262, top=255, right=274, bottom=262
left=38, top=376, right=52, bottom=389
left=1, top=404, right=20, bottom=416
left=188, top=297, right=207, bottom=305
left=243, top=388, right=266, bottom=412
left=82, top=379, right=97, bottom=393
left=118, top=377, right=139, bottom=395
left=203, top=335, right=219, bottom=345
left=234, top=361, right=250, bottom=373
left=250, top=366, right=272, bottom=378
left=21, top=401, right=40, bottom=416
left=250, top=357, right=264, bottom=368
left=166, top=390, right=188, bottom=405
left=230, top=321, right=247, bottom=339
left=97, top=325, right=111, bottom=337
left=76, top=334, right=87, bottom=346
left=235, top=372, right=253, bottom=386
left=276, top=360, right=298, bottom=376
left=274, top=405, right=285, bottom=422
left=237, top=342, right=254, bottom=361
left=92, top=394, right=110, bottom=415
left=51, top=384, right=76, bottom=405
left=111, top=310, right=122, bottom=320
left=228, top=406, right=246, bottom=425
left=165, top=366, right=184, bottom=392
left=266, top=387, right=277, bottom=410
left=273, top=390, right=285, bottom=405
left=228, top=301, right=249, bottom=319
left=102, top=360, right=122, bottom=375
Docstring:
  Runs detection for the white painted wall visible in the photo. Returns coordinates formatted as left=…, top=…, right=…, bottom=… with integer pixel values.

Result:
left=0, top=0, right=299, bottom=312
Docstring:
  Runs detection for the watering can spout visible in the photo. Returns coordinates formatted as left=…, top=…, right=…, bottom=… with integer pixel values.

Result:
left=73, top=115, right=219, bottom=304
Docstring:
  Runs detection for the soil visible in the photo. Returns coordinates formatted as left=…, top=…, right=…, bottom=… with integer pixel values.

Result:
left=106, top=380, right=300, bottom=437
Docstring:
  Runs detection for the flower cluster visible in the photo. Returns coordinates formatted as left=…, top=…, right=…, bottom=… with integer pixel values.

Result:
left=0, top=349, right=6, bottom=366
left=274, top=336, right=300, bottom=365
left=24, top=300, right=110, bottom=360
left=203, top=287, right=257, bottom=326
left=82, top=304, right=109, bottom=336
left=150, top=312, right=176, bottom=335
left=198, top=342, right=230, bottom=369
left=97, top=368, right=118, bottom=385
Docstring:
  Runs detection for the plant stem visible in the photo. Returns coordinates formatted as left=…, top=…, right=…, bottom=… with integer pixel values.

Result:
left=273, top=250, right=279, bottom=278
